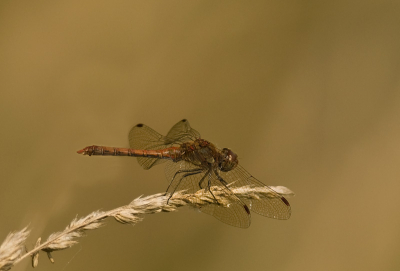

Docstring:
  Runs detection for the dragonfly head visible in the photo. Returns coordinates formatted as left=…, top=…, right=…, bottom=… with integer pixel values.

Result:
left=219, top=148, right=238, bottom=172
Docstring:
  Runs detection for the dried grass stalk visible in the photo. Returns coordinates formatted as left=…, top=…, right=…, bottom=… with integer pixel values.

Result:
left=0, top=185, right=293, bottom=269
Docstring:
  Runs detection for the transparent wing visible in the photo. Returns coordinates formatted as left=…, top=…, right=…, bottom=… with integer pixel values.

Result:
left=165, top=161, right=251, bottom=228
left=129, top=123, right=170, bottom=169
left=198, top=176, right=251, bottom=228
left=220, top=165, right=291, bottom=220
left=165, top=119, right=200, bottom=144
left=129, top=120, right=200, bottom=170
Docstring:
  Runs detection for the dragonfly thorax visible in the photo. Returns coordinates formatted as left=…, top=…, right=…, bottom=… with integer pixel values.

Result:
left=219, top=148, right=239, bottom=172
left=180, top=139, right=238, bottom=172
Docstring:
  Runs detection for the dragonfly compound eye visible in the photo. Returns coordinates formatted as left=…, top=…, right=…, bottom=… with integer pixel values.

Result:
left=220, top=148, right=238, bottom=172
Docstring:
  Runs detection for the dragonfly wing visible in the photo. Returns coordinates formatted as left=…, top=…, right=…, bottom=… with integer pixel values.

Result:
left=129, top=123, right=170, bottom=169
left=128, top=120, right=200, bottom=170
left=165, top=119, right=200, bottom=143
left=199, top=199, right=251, bottom=228
left=136, top=156, right=167, bottom=170
left=129, top=123, right=166, bottom=149
left=198, top=173, right=251, bottom=228
left=220, top=165, right=291, bottom=220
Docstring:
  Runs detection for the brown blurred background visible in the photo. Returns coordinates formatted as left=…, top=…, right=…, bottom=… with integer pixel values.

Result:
left=1, top=1, right=399, bottom=270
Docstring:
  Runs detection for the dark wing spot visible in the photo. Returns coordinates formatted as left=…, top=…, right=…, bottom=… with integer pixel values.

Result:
left=244, top=205, right=251, bottom=214
left=136, top=123, right=144, bottom=127
left=281, top=197, right=290, bottom=206
left=181, top=119, right=187, bottom=122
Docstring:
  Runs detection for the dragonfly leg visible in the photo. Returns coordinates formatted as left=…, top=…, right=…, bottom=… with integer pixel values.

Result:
left=166, top=169, right=203, bottom=203
left=206, top=173, right=220, bottom=205
left=214, top=169, right=230, bottom=187
left=165, top=168, right=202, bottom=195
left=197, top=172, right=208, bottom=190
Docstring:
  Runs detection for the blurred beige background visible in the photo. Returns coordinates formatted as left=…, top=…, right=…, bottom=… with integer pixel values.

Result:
left=1, top=1, right=399, bottom=270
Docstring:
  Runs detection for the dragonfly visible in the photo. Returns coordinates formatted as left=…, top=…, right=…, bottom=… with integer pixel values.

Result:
left=77, top=119, right=291, bottom=228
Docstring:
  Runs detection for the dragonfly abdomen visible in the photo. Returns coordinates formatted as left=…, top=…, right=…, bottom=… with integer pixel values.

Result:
left=77, top=145, right=182, bottom=161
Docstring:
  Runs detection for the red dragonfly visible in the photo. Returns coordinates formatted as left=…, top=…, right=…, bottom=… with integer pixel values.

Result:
left=77, top=119, right=291, bottom=228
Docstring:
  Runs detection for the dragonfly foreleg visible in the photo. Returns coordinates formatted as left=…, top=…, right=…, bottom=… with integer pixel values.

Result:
left=214, top=169, right=230, bottom=187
